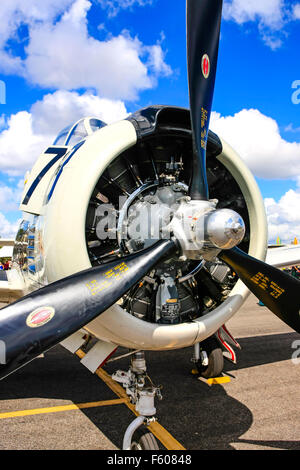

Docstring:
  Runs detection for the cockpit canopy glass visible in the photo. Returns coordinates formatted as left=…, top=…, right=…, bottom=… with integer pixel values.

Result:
left=53, top=117, right=106, bottom=147
left=53, top=126, right=71, bottom=147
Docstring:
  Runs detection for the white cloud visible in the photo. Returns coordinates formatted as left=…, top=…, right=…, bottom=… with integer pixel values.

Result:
left=223, top=0, right=299, bottom=49
left=265, top=188, right=300, bottom=242
left=97, top=0, right=153, bottom=18
left=284, top=123, right=300, bottom=134
left=0, top=0, right=74, bottom=46
left=0, top=51, right=24, bottom=76
left=144, top=42, right=172, bottom=78
left=0, top=111, right=48, bottom=176
left=210, top=109, right=300, bottom=179
left=0, top=0, right=171, bottom=101
left=0, top=179, right=23, bottom=213
left=0, top=90, right=128, bottom=175
left=0, top=212, right=20, bottom=239
left=223, top=0, right=286, bottom=29
left=31, top=90, right=128, bottom=135
left=293, top=3, right=300, bottom=19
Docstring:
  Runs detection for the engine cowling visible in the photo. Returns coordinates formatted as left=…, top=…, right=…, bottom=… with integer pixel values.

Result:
left=14, top=106, right=268, bottom=350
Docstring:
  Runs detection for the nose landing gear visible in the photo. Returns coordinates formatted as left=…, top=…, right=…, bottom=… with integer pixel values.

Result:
left=112, top=351, right=161, bottom=450
left=192, top=326, right=241, bottom=378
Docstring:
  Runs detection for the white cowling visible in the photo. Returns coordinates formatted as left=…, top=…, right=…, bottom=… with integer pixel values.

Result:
left=43, top=120, right=268, bottom=350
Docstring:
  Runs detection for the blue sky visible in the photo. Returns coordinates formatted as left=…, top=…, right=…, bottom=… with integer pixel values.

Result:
left=0, top=0, right=299, bottom=242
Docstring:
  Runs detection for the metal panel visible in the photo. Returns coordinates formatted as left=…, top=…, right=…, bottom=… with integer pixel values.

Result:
left=80, top=340, right=117, bottom=373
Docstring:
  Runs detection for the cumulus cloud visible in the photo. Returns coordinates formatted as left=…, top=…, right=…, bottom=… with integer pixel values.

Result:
left=0, top=174, right=23, bottom=237
left=144, top=42, right=172, bottom=78
left=0, top=111, right=48, bottom=176
left=223, top=0, right=299, bottom=49
left=0, top=212, right=21, bottom=239
left=284, top=123, right=300, bottom=134
left=31, top=90, right=128, bottom=134
left=0, top=90, right=128, bottom=175
left=0, top=0, right=171, bottom=101
left=97, top=0, right=153, bottom=18
left=210, top=109, right=300, bottom=179
left=293, top=3, right=300, bottom=19
left=0, top=179, right=24, bottom=213
left=223, top=0, right=286, bottom=28
left=265, top=189, right=300, bottom=242
left=0, top=0, right=74, bottom=47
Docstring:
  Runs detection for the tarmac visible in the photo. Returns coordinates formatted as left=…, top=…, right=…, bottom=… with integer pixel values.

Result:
left=0, top=293, right=299, bottom=450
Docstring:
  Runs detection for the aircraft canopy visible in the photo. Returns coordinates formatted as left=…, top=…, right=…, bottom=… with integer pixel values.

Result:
left=53, top=117, right=106, bottom=147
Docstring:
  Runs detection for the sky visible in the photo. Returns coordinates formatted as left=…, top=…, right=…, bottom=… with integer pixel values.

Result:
left=0, top=0, right=299, bottom=243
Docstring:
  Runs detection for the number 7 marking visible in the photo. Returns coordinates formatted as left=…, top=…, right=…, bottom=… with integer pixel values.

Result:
left=22, top=147, right=68, bottom=205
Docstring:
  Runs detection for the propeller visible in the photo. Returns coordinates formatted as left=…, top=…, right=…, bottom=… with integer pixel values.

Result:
left=187, top=0, right=223, bottom=200
left=186, top=0, right=300, bottom=333
left=0, top=239, right=176, bottom=380
left=219, top=247, right=300, bottom=333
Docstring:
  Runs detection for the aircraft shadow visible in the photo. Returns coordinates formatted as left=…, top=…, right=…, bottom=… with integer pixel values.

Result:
left=224, top=331, right=299, bottom=371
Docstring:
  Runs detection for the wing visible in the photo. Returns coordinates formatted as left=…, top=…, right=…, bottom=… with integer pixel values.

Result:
left=0, top=239, right=15, bottom=246
left=266, top=244, right=300, bottom=269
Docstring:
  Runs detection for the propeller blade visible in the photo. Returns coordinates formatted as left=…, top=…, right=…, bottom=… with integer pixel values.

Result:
left=0, top=239, right=176, bottom=380
left=187, top=0, right=223, bottom=200
left=219, top=247, right=300, bottom=333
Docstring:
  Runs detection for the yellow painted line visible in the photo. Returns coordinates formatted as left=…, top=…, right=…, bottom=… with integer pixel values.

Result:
left=199, top=376, right=231, bottom=386
left=0, top=398, right=127, bottom=420
left=76, top=349, right=186, bottom=451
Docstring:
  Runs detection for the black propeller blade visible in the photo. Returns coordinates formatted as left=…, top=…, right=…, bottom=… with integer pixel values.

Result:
left=187, top=0, right=223, bottom=200
left=0, top=239, right=176, bottom=380
left=186, top=0, right=300, bottom=334
left=219, top=247, right=300, bottom=333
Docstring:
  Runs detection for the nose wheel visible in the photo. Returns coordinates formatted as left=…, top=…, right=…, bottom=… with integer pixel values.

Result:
left=130, top=427, right=159, bottom=450
left=195, top=336, right=224, bottom=378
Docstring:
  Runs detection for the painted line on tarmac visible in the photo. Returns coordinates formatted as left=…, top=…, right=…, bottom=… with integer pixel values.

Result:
left=0, top=398, right=127, bottom=420
left=75, top=348, right=186, bottom=451
left=198, top=376, right=231, bottom=386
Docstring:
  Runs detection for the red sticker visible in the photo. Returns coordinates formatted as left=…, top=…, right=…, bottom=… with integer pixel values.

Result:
left=202, top=54, right=210, bottom=79
left=26, top=306, right=55, bottom=328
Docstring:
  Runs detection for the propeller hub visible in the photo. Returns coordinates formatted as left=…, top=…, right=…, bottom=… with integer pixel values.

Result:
left=169, top=200, right=246, bottom=260
left=204, top=209, right=246, bottom=250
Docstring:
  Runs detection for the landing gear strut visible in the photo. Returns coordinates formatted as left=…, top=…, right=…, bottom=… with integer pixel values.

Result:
left=112, top=351, right=161, bottom=450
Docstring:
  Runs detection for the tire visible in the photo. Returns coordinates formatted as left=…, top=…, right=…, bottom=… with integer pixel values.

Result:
left=197, top=336, right=224, bottom=378
left=131, top=428, right=159, bottom=450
